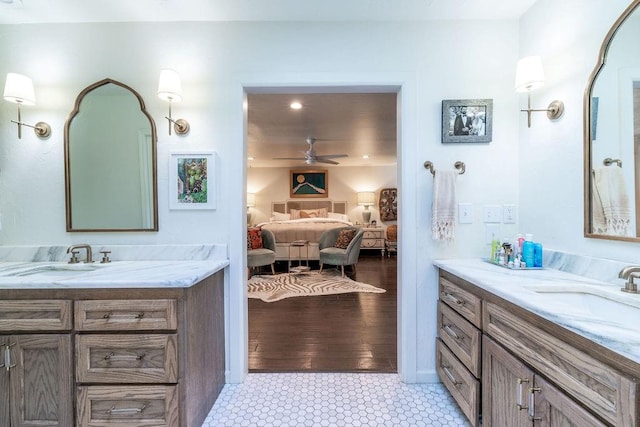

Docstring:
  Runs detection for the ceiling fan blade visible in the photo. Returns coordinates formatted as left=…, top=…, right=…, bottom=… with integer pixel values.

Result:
left=317, top=154, right=348, bottom=159
left=273, top=157, right=307, bottom=160
left=315, top=158, right=340, bottom=165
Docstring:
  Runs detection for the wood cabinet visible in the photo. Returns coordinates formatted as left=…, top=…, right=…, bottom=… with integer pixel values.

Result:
left=483, top=335, right=607, bottom=427
left=0, top=270, right=225, bottom=427
left=360, top=227, right=385, bottom=256
left=436, top=269, right=639, bottom=427
left=0, top=300, right=74, bottom=427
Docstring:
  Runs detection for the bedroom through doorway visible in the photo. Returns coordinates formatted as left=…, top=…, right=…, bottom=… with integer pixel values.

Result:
left=245, top=89, right=399, bottom=373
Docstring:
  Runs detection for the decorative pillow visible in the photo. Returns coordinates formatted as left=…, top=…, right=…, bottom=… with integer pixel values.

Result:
left=334, top=228, right=356, bottom=249
left=299, top=208, right=328, bottom=218
left=247, top=227, right=263, bottom=250
left=272, top=212, right=291, bottom=221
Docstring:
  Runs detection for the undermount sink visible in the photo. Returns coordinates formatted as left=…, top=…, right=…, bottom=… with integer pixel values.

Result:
left=0, top=262, right=108, bottom=278
left=524, top=285, right=640, bottom=329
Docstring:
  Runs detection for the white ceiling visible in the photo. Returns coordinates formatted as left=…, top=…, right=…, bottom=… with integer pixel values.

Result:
left=0, top=0, right=537, bottom=25
left=0, top=0, right=537, bottom=167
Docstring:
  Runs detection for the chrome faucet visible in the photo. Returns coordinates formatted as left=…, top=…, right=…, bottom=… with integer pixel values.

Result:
left=66, top=244, right=93, bottom=264
left=618, top=265, right=640, bottom=294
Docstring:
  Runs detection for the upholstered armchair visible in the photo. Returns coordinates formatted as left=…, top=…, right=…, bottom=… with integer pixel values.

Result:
left=318, top=226, right=364, bottom=277
left=247, top=228, right=276, bottom=278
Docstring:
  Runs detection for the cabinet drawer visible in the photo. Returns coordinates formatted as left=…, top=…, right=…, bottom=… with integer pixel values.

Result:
left=484, top=302, right=638, bottom=426
left=439, top=277, right=482, bottom=328
left=436, top=338, right=480, bottom=427
left=363, top=230, right=382, bottom=239
left=75, top=299, right=177, bottom=331
left=0, top=300, right=72, bottom=331
left=77, top=385, right=179, bottom=427
left=437, top=301, right=481, bottom=377
left=76, top=334, right=178, bottom=383
left=362, top=239, right=384, bottom=248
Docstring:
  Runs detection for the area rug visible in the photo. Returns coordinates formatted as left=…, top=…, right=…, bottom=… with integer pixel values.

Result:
left=247, top=270, right=386, bottom=302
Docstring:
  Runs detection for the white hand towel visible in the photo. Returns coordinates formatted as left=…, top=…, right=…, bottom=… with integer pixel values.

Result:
left=592, top=167, right=632, bottom=236
left=432, top=170, right=457, bottom=241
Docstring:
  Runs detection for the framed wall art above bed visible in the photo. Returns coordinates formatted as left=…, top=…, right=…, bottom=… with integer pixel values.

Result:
left=290, top=170, right=328, bottom=198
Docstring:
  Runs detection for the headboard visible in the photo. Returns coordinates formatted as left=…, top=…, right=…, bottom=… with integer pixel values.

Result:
left=272, top=200, right=347, bottom=215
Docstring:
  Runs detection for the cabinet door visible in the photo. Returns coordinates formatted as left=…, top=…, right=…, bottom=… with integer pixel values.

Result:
left=482, top=335, right=532, bottom=427
left=10, top=335, right=73, bottom=427
left=533, top=376, right=607, bottom=427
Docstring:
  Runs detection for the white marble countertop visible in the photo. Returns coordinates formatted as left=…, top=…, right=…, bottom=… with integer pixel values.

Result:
left=433, top=258, right=640, bottom=365
left=0, top=260, right=229, bottom=289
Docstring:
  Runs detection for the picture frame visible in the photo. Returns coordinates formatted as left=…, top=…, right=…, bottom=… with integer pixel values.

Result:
left=169, top=151, right=216, bottom=210
left=442, top=98, right=493, bottom=143
left=290, top=169, right=328, bottom=198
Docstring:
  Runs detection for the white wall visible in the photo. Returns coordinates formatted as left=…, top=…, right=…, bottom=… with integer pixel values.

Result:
left=518, top=0, right=640, bottom=261
left=0, top=19, right=521, bottom=382
left=247, top=165, right=397, bottom=225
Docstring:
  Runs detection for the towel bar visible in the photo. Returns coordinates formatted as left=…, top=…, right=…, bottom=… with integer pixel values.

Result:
left=423, top=161, right=466, bottom=176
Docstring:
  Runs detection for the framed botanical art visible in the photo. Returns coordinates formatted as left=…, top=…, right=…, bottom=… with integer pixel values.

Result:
left=290, top=170, right=328, bottom=198
left=442, top=98, right=493, bottom=143
left=169, top=151, right=216, bottom=209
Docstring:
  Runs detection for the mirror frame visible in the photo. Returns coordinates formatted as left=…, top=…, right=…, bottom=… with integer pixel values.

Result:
left=64, top=78, right=159, bottom=232
left=584, top=0, right=640, bottom=242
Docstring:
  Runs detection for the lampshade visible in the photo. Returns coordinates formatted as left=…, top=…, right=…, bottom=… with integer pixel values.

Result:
left=3, top=73, right=36, bottom=105
left=515, top=56, right=545, bottom=93
left=246, top=193, right=256, bottom=208
left=157, top=69, right=182, bottom=102
left=357, top=191, right=375, bottom=206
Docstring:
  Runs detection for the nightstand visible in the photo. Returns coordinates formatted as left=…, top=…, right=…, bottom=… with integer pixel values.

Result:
left=360, top=227, right=385, bottom=257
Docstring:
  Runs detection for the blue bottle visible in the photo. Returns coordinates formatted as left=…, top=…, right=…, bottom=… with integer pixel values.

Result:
left=522, top=234, right=535, bottom=268
left=533, top=242, right=543, bottom=268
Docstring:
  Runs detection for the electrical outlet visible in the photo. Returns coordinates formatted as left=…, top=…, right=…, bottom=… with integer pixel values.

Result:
left=503, top=204, right=517, bottom=224
left=483, top=205, right=502, bottom=223
left=458, top=203, right=473, bottom=224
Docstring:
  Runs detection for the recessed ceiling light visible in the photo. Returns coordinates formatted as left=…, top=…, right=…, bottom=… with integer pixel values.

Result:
left=290, top=101, right=302, bottom=110
left=362, top=154, right=369, bottom=159
left=248, top=156, right=255, bottom=161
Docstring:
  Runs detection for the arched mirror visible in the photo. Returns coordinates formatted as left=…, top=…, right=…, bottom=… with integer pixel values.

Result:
left=64, top=78, right=158, bottom=231
left=585, top=0, right=640, bottom=242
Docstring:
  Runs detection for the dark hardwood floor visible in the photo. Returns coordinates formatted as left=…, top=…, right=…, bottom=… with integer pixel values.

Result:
left=248, top=252, right=397, bottom=372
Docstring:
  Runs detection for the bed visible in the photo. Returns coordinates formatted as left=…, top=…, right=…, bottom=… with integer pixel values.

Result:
left=257, top=200, right=351, bottom=261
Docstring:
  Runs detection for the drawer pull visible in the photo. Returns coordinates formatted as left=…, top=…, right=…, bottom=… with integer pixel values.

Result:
left=103, top=312, right=145, bottom=320
left=441, top=292, right=464, bottom=307
left=441, top=364, right=461, bottom=386
left=516, top=378, right=529, bottom=410
left=528, top=386, right=542, bottom=421
left=105, top=403, right=147, bottom=415
left=2, top=343, right=16, bottom=371
left=104, top=352, right=147, bottom=361
left=443, top=324, right=462, bottom=340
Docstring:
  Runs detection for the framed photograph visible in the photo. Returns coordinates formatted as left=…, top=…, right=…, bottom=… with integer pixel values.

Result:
left=442, top=99, right=493, bottom=143
left=290, top=170, right=328, bottom=198
left=169, top=151, right=216, bottom=210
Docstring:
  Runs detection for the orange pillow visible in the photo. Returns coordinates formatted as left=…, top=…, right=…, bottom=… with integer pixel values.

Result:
left=334, top=229, right=356, bottom=249
left=247, top=227, right=263, bottom=250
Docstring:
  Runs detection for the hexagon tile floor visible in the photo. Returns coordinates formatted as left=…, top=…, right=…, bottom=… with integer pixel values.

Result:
left=201, top=373, right=471, bottom=427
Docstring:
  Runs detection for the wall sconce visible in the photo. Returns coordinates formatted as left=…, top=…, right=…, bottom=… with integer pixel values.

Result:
left=157, top=69, right=190, bottom=136
left=357, top=191, right=375, bottom=224
left=247, top=192, right=256, bottom=225
left=3, top=73, right=51, bottom=139
left=515, top=56, right=564, bottom=128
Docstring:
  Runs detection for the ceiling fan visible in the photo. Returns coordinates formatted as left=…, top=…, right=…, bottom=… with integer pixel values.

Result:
left=273, top=137, right=348, bottom=165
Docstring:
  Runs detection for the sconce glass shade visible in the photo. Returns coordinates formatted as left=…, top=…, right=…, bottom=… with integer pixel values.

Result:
left=4, top=73, right=36, bottom=105
left=515, top=56, right=545, bottom=93
left=247, top=192, right=256, bottom=208
left=157, top=69, right=182, bottom=102
left=357, top=191, right=375, bottom=207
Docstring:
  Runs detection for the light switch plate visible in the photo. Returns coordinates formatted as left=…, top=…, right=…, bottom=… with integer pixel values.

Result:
left=483, top=205, right=502, bottom=223
left=458, top=203, right=473, bottom=224
left=503, top=204, right=517, bottom=224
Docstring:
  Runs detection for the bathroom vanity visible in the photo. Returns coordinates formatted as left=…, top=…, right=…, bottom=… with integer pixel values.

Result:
left=0, top=255, right=228, bottom=427
left=434, top=258, right=639, bottom=427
